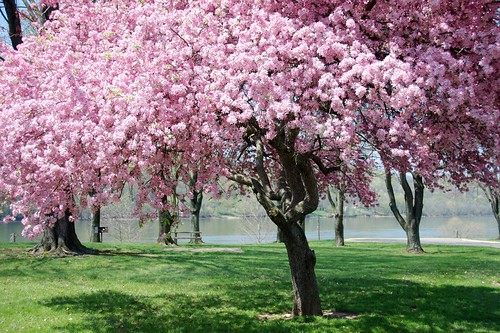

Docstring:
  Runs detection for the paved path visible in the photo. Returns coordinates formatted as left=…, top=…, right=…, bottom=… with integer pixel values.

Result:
left=346, top=237, right=500, bottom=248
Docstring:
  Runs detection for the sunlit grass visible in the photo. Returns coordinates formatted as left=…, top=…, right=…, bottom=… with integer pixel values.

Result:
left=0, top=241, right=498, bottom=332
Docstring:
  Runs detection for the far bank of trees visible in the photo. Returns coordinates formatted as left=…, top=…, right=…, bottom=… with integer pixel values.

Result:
left=195, top=178, right=495, bottom=219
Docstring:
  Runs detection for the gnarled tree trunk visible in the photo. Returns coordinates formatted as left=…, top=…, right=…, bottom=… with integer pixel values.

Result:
left=158, top=208, right=177, bottom=245
left=297, top=217, right=306, bottom=230
left=31, top=209, right=94, bottom=256
left=385, top=170, right=425, bottom=253
left=231, top=126, right=323, bottom=316
left=282, top=221, right=322, bottom=316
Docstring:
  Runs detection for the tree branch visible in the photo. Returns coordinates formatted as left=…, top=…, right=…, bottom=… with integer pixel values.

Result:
left=284, top=154, right=319, bottom=222
left=3, top=0, right=23, bottom=49
left=412, top=172, right=424, bottom=222
left=384, top=169, right=407, bottom=230
left=326, top=186, right=337, bottom=214
left=255, top=136, right=273, bottom=195
left=227, top=174, right=252, bottom=187
left=250, top=178, right=286, bottom=229
left=364, top=0, right=377, bottom=12
left=399, top=171, right=415, bottom=221
left=307, top=153, right=341, bottom=175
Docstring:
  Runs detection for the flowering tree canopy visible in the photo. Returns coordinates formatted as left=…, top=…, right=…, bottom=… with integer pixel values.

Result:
left=0, top=0, right=496, bottom=236
left=0, top=0, right=498, bottom=315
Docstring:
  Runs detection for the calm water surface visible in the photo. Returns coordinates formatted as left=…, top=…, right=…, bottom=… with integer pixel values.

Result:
left=1, top=215, right=497, bottom=244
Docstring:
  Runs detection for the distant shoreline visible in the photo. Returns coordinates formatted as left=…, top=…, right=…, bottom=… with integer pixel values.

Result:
left=2, top=213, right=496, bottom=223
left=346, top=237, right=500, bottom=248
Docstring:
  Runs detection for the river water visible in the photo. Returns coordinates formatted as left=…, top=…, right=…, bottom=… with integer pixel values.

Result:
left=0, top=215, right=497, bottom=244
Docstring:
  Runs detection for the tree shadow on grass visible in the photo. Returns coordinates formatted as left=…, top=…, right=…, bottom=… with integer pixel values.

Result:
left=18, top=244, right=500, bottom=332
left=318, top=276, right=500, bottom=333
left=41, top=290, right=295, bottom=333
left=42, top=280, right=499, bottom=333
left=45, top=290, right=165, bottom=332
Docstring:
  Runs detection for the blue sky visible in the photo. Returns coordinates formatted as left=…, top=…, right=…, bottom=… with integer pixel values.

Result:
left=0, top=2, right=10, bottom=42
left=0, top=0, right=32, bottom=46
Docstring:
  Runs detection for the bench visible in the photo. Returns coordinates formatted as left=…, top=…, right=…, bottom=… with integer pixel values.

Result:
left=172, top=231, right=203, bottom=243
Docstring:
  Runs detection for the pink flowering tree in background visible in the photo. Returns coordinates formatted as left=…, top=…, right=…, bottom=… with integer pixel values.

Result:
left=0, top=0, right=498, bottom=316
left=352, top=0, right=499, bottom=252
left=0, top=0, right=97, bottom=253
left=479, top=181, right=500, bottom=239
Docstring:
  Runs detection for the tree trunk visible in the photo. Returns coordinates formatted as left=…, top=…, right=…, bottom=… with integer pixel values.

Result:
left=335, top=214, right=345, bottom=247
left=158, top=209, right=176, bottom=245
left=327, top=187, right=345, bottom=247
left=230, top=125, right=324, bottom=316
left=405, top=218, right=423, bottom=253
left=385, top=170, right=425, bottom=253
left=31, top=209, right=94, bottom=256
left=90, top=205, right=101, bottom=242
left=255, top=155, right=322, bottom=315
left=189, top=190, right=203, bottom=244
left=479, top=183, right=500, bottom=239
left=3, top=0, right=23, bottom=49
left=276, top=227, right=285, bottom=243
left=298, top=217, right=305, bottom=230
left=190, top=208, right=203, bottom=243
left=498, top=220, right=500, bottom=240
left=497, top=217, right=500, bottom=240
left=282, top=222, right=323, bottom=316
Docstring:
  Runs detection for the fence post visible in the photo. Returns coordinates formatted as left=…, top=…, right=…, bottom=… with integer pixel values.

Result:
left=9, top=233, right=16, bottom=243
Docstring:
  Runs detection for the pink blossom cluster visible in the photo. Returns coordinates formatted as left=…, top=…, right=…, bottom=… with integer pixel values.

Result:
left=0, top=0, right=498, bottom=238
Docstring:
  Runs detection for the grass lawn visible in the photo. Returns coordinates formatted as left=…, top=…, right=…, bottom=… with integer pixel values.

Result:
left=0, top=241, right=498, bottom=333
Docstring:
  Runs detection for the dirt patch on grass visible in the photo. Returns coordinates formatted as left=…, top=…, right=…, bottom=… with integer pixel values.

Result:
left=163, top=247, right=244, bottom=253
left=257, top=311, right=360, bottom=320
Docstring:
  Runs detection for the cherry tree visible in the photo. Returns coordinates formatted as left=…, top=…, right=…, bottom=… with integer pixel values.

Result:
left=353, top=0, right=500, bottom=252
left=479, top=182, right=500, bottom=239
left=0, top=0, right=498, bottom=316
left=0, top=0, right=94, bottom=253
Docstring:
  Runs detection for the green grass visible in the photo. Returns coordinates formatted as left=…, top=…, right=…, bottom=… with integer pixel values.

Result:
left=0, top=242, right=498, bottom=333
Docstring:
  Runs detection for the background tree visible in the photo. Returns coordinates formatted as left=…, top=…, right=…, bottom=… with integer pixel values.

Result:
left=238, top=200, right=274, bottom=244
left=479, top=183, right=500, bottom=239
left=353, top=0, right=499, bottom=251
left=88, top=185, right=103, bottom=243
left=186, top=171, right=203, bottom=244
left=326, top=185, right=345, bottom=247
left=158, top=197, right=178, bottom=245
left=385, top=170, right=425, bottom=253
